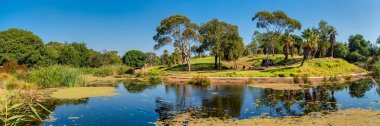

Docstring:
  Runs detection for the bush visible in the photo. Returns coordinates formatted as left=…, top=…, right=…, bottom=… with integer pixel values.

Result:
left=301, top=74, right=309, bottom=84
left=1, top=60, right=27, bottom=73
left=28, top=65, right=84, bottom=87
left=0, top=73, right=36, bottom=90
left=93, top=66, right=114, bottom=77
left=93, top=65, right=134, bottom=77
left=373, top=63, right=380, bottom=78
left=187, top=76, right=211, bottom=86
left=148, top=76, right=161, bottom=85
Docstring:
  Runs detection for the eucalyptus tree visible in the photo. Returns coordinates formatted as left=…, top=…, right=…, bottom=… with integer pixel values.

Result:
left=280, top=34, right=295, bottom=60
left=328, top=26, right=338, bottom=58
left=300, top=28, right=319, bottom=66
left=377, top=36, right=380, bottom=45
left=221, top=25, right=244, bottom=70
left=318, top=20, right=329, bottom=58
left=153, top=15, right=202, bottom=72
left=252, top=10, right=301, bottom=67
left=200, top=18, right=228, bottom=69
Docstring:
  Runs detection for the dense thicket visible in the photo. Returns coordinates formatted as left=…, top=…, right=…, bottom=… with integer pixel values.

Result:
left=0, top=28, right=129, bottom=68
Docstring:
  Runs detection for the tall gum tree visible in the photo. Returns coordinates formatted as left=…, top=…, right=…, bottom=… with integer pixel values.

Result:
left=153, top=15, right=202, bottom=72
left=252, top=10, right=301, bottom=67
left=200, top=18, right=228, bottom=70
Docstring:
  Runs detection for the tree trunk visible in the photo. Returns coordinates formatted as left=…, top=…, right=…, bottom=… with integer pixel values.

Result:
left=266, top=47, right=270, bottom=68
left=290, top=46, right=294, bottom=57
left=186, top=56, right=191, bottom=72
left=218, top=57, right=221, bottom=70
left=182, top=52, right=187, bottom=64
left=284, top=44, right=289, bottom=60
left=298, top=46, right=302, bottom=56
left=330, top=41, right=335, bottom=58
left=300, top=47, right=310, bottom=67
left=214, top=55, right=218, bottom=70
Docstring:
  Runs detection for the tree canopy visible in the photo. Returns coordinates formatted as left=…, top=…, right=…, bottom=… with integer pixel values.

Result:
left=122, top=50, right=147, bottom=68
left=153, top=15, right=202, bottom=71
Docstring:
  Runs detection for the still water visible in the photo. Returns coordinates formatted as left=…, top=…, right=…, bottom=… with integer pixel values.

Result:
left=42, top=79, right=380, bottom=126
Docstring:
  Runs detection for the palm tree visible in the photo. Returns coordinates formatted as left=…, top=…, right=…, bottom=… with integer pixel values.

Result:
left=280, top=34, right=295, bottom=60
left=328, top=26, right=338, bottom=58
left=300, top=28, right=319, bottom=66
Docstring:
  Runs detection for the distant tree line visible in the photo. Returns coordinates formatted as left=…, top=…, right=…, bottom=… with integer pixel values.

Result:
left=0, top=28, right=160, bottom=69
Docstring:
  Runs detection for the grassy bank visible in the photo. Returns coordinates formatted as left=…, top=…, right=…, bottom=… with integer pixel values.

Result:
left=152, top=55, right=366, bottom=77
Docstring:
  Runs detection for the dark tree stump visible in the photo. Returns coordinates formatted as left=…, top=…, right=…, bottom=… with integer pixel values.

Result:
left=261, top=59, right=274, bottom=66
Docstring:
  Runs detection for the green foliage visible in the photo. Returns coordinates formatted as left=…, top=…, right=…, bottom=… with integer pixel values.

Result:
left=153, top=15, right=202, bottom=72
left=373, top=62, right=380, bottom=78
left=329, top=42, right=349, bottom=59
left=187, top=76, right=211, bottom=86
left=122, top=50, right=147, bottom=68
left=28, top=65, right=84, bottom=87
left=346, top=34, right=371, bottom=62
left=146, top=52, right=160, bottom=66
left=0, top=29, right=45, bottom=67
left=93, top=65, right=134, bottom=77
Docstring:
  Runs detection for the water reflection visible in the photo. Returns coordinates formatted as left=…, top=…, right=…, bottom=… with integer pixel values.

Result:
left=154, top=79, right=380, bottom=119
left=40, top=79, right=380, bottom=125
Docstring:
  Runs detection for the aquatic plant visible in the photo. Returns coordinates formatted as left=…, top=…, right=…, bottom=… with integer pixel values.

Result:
left=0, top=90, right=50, bottom=126
left=187, top=76, right=211, bottom=86
left=28, top=65, right=84, bottom=87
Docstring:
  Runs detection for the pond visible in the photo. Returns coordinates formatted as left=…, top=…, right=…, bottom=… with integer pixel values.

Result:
left=41, top=79, right=380, bottom=126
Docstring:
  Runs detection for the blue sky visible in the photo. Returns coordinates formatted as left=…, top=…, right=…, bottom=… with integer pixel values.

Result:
left=1, top=0, right=379, bottom=55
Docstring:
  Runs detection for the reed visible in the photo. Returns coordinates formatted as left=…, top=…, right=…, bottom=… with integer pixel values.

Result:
left=187, top=76, right=211, bottom=86
left=28, top=65, right=84, bottom=88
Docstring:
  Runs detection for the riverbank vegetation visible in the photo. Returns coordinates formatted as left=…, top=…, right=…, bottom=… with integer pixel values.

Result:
left=1, top=9, right=380, bottom=125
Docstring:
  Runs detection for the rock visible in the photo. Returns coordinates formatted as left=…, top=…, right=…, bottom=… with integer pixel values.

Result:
left=261, top=59, right=275, bottom=66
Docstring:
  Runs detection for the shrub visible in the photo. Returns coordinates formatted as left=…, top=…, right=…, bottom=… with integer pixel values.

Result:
left=93, top=65, right=134, bottom=77
left=301, top=74, right=309, bottom=84
left=28, top=65, right=84, bottom=87
left=187, top=76, right=211, bottom=86
left=93, top=66, right=114, bottom=77
left=1, top=60, right=27, bottom=73
left=373, top=63, right=380, bottom=78
left=291, top=74, right=300, bottom=83
left=0, top=73, right=36, bottom=90
left=329, top=75, right=338, bottom=82
left=148, top=76, right=161, bottom=85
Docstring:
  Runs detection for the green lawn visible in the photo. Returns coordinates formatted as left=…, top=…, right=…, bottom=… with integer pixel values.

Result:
left=148, top=54, right=366, bottom=77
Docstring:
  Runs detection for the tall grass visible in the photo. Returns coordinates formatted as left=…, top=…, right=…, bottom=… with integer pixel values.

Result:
left=0, top=90, right=50, bottom=126
left=0, top=73, right=36, bottom=90
left=187, top=76, right=211, bottom=86
left=28, top=65, right=84, bottom=88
